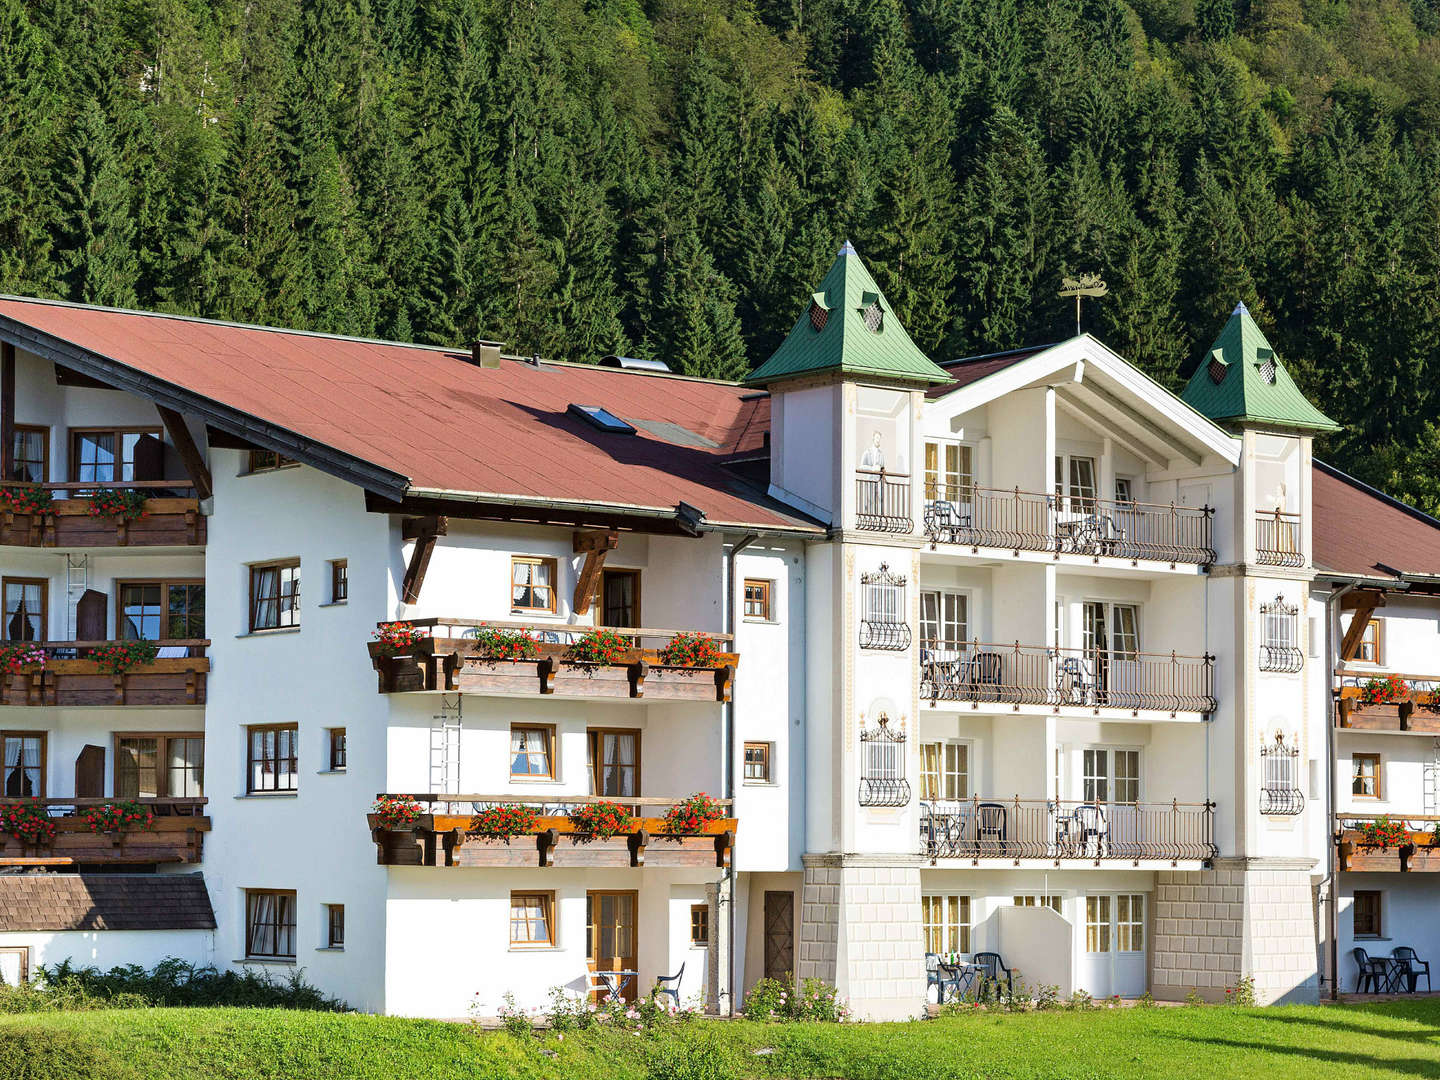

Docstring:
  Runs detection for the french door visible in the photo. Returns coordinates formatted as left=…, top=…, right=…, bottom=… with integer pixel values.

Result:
left=1082, top=602, right=1141, bottom=704
left=1055, top=455, right=1098, bottom=513
left=588, top=729, right=640, bottom=808
left=1080, top=893, right=1147, bottom=998
left=586, top=891, right=638, bottom=1001
left=1082, top=747, right=1141, bottom=856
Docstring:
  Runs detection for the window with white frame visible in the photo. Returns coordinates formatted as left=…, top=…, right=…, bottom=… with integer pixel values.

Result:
left=920, top=590, right=967, bottom=649
left=923, top=441, right=973, bottom=503
left=1116, top=894, right=1144, bottom=951
left=1260, top=732, right=1304, bottom=816
left=1259, top=595, right=1303, bottom=673
left=919, top=741, right=968, bottom=801
left=859, top=565, right=910, bottom=650
left=1013, top=895, right=1062, bottom=913
left=922, top=894, right=970, bottom=955
left=858, top=715, right=909, bottom=807
left=1084, top=895, right=1111, bottom=953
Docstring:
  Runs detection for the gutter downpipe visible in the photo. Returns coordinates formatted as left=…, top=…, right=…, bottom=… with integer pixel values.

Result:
left=723, top=532, right=759, bottom=1017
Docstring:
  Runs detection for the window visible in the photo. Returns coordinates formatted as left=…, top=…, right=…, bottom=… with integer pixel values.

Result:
left=859, top=565, right=909, bottom=650
left=1355, top=619, right=1383, bottom=665
left=743, top=742, right=772, bottom=783
left=920, top=741, right=968, bottom=801
left=329, top=560, right=347, bottom=603
left=743, top=579, right=773, bottom=621
left=118, top=580, right=205, bottom=641
left=859, top=715, right=908, bottom=807
left=1113, top=750, right=1140, bottom=803
left=2, top=578, right=46, bottom=641
left=511, top=556, right=557, bottom=613
left=1116, top=894, right=1144, bottom=952
left=1353, top=890, right=1382, bottom=938
left=250, top=561, right=300, bottom=631
left=1, top=733, right=44, bottom=797
left=510, top=726, right=553, bottom=778
left=923, top=441, right=973, bottom=503
left=325, top=904, right=345, bottom=949
left=328, top=728, right=347, bottom=772
left=1352, top=753, right=1380, bottom=799
left=920, top=590, right=967, bottom=648
left=246, top=450, right=296, bottom=473
left=247, top=724, right=298, bottom=793
left=589, top=729, right=639, bottom=798
left=1260, top=733, right=1303, bottom=815
left=601, top=569, right=640, bottom=628
left=690, top=904, right=709, bottom=946
left=115, top=733, right=204, bottom=798
left=1055, top=455, right=1098, bottom=512
left=11, top=425, right=47, bottom=483
left=245, top=889, right=297, bottom=959
left=1013, top=895, right=1062, bottom=913
left=1260, top=596, right=1302, bottom=673
left=1083, top=749, right=1107, bottom=803
left=510, top=892, right=555, bottom=947
left=1085, top=895, right=1111, bottom=953
left=1114, top=477, right=1133, bottom=504
left=921, top=894, right=970, bottom=955
left=70, top=427, right=162, bottom=483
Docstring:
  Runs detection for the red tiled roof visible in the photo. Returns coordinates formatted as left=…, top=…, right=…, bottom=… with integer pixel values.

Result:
left=0, top=299, right=817, bottom=532
left=1313, top=462, right=1440, bottom=578
left=0, top=873, right=215, bottom=931
left=926, top=344, right=1056, bottom=399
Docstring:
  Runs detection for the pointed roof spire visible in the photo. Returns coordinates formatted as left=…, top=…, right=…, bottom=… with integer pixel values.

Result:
left=745, top=243, right=949, bottom=387
left=1180, top=303, right=1339, bottom=433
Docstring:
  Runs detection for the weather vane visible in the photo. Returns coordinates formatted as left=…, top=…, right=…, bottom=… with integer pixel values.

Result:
left=1059, top=273, right=1108, bottom=335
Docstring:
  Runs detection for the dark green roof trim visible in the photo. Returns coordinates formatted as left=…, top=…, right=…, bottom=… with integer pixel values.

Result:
left=745, top=242, right=950, bottom=387
left=1179, top=303, right=1340, bottom=433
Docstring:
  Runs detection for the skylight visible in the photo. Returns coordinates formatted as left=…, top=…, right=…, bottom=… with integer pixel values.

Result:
left=568, top=403, right=635, bottom=434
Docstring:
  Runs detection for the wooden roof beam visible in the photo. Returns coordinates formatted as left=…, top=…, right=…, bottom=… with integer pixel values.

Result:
left=572, top=529, right=620, bottom=616
left=157, top=406, right=213, bottom=502
left=401, top=516, right=447, bottom=604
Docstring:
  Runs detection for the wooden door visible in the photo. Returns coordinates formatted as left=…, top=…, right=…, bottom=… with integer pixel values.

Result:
left=76, top=589, right=107, bottom=654
left=587, top=890, right=638, bottom=1001
left=600, top=569, right=641, bottom=629
left=763, top=891, right=794, bottom=982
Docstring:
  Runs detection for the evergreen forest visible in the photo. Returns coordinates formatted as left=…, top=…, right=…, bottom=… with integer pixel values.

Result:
left=4, top=0, right=1440, bottom=504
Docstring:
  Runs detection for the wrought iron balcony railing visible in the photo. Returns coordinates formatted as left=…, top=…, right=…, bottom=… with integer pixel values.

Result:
left=920, top=797, right=1216, bottom=862
left=1255, top=509, right=1303, bottom=567
left=924, top=487, right=1214, bottom=566
left=855, top=469, right=911, bottom=533
left=920, top=638, right=1216, bottom=714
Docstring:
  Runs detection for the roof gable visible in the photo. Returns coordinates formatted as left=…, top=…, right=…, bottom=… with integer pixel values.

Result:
left=745, top=242, right=950, bottom=387
left=1180, top=303, right=1339, bottom=433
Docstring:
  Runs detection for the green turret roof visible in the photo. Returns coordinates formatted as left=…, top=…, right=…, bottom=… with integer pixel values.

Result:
left=1180, top=302, right=1340, bottom=433
left=745, top=242, right=950, bottom=386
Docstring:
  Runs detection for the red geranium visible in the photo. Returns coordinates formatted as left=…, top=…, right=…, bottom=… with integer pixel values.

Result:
left=372, top=622, right=430, bottom=656
left=0, top=801, right=55, bottom=845
left=371, top=795, right=426, bottom=829
left=663, top=792, right=725, bottom=834
left=81, top=801, right=157, bottom=834
left=568, top=629, right=632, bottom=665
left=568, top=801, right=634, bottom=838
left=658, top=633, right=724, bottom=668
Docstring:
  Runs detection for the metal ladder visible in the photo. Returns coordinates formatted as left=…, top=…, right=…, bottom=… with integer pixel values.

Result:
left=430, top=695, right=462, bottom=810
left=64, top=555, right=88, bottom=640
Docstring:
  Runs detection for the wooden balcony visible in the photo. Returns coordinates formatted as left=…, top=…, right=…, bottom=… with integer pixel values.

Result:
left=1335, top=673, right=1440, bottom=733
left=0, top=797, right=209, bottom=866
left=0, top=641, right=209, bottom=706
left=1336, top=815, right=1440, bottom=872
left=921, top=797, right=1216, bottom=864
left=0, top=482, right=205, bottom=548
left=1255, top=509, right=1303, bottom=567
left=368, top=620, right=737, bottom=703
left=924, top=487, right=1214, bottom=566
left=368, top=795, right=736, bottom=869
left=921, top=639, right=1216, bottom=716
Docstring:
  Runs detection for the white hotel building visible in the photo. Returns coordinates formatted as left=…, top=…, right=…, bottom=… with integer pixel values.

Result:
left=0, top=245, right=1434, bottom=1016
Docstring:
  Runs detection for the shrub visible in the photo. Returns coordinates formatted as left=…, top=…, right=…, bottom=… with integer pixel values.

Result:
left=1184, top=987, right=1205, bottom=1006
left=86, top=489, right=148, bottom=523
left=471, top=803, right=540, bottom=841
left=89, top=639, right=158, bottom=675
left=1226, top=975, right=1258, bottom=1007
left=371, top=795, right=426, bottom=829
left=662, top=793, right=725, bottom=834
left=466, top=624, right=540, bottom=659
left=79, top=801, right=156, bottom=834
left=740, top=977, right=848, bottom=1022
left=1134, top=991, right=1157, bottom=1008
left=1359, top=674, right=1409, bottom=705
left=568, top=801, right=633, bottom=838
left=1069, top=989, right=1097, bottom=1010
left=568, top=628, right=632, bottom=664
left=657, top=633, right=723, bottom=668
left=0, top=801, right=56, bottom=845
left=1033, top=983, right=1062, bottom=1011
left=372, top=622, right=430, bottom=656
left=491, top=992, right=535, bottom=1038
left=1356, top=816, right=1409, bottom=849
left=22, top=957, right=345, bottom=1010
left=545, top=986, right=600, bottom=1032
left=0, top=486, right=53, bottom=515
left=0, top=643, right=45, bottom=676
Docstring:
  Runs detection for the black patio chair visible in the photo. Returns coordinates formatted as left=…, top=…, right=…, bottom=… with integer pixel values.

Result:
left=977, top=803, right=1007, bottom=854
left=1352, top=947, right=1389, bottom=993
left=1392, top=947, right=1431, bottom=993
left=972, top=952, right=1013, bottom=999
left=654, top=962, right=685, bottom=1007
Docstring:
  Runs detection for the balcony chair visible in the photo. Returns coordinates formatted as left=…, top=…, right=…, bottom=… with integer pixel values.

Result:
left=976, top=803, right=1007, bottom=855
left=1392, top=947, right=1431, bottom=993
left=970, top=652, right=1003, bottom=702
left=1071, top=804, right=1108, bottom=858
left=1056, top=656, right=1096, bottom=705
left=972, top=952, right=1014, bottom=999
left=653, top=963, right=685, bottom=1007
left=1352, top=947, right=1390, bottom=994
left=925, top=952, right=962, bottom=1003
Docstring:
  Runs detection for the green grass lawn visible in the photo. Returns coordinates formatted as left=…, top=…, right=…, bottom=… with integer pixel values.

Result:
left=3, top=1001, right=1440, bottom=1080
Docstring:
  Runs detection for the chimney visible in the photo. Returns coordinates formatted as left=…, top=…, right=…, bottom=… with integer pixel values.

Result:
left=470, top=340, right=504, bottom=369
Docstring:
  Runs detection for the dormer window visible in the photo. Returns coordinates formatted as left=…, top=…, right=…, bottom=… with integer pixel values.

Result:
left=1258, top=355, right=1277, bottom=385
left=1207, top=354, right=1228, bottom=385
left=862, top=301, right=884, bottom=333
left=809, top=296, right=829, bottom=332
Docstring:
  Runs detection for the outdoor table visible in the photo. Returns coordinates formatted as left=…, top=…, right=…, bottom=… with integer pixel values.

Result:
left=594, top=970, right=637, bottom=1000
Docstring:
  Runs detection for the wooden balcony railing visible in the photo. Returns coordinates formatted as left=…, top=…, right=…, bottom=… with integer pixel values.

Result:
left=920, top=639, right=1216, bottom=714
left=369, top=620, right=736, bottom=702
left=855, top=469, right=912, bottom=532
left=1336, top=813, right=1440, bottom=872
left=0, top=797, right=209, bottom=865
left=1334, top=671, right=1440, bottom=733
left=0, top=641, right=209, bottom=706
left=368, top=793, right=735, bottom=869
left=1255, top=509, right=1303, bottom=567
left=924, top=487, right=1215, bottom=566
left=921, top=797, right=1216, bottom=863
left=0, top=481, right=205, bottom=547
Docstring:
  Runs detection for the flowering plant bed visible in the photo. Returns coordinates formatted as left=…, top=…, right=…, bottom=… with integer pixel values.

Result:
left=0, top=801, right=56, bottom=845
left=0, top=643, right=45, bottom=675
left=370, top=795, right=427, bottom=830
left=0, top=486, right=53, bottom=516
left=1359, top=674, right=1409, bottom=705
left=567, top=801, right=634, bottom=838
left=466, top=625, right=541, bottom=660
left=470, top=803, right=541, bottom=841
left=1355, top=816, right=1410, bottom=849
left=86, top=489, right=148, bottom=523
left=372, top=622, right=432, bottom=657
left=657, top=633, right=724, bottom=668
left=567, top=629, right=633, bottom=665
left=90, top=639, right=160, bottom=676
left=663, top=792, right=726, bottom=833
left=80, top=801, right=157, bottom=834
